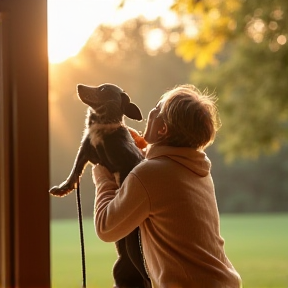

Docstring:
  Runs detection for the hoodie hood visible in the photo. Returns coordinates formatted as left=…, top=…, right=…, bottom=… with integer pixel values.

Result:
left=146, top=145, right=211, bottom=177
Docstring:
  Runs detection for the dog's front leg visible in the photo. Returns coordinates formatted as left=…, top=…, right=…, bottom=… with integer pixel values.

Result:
left=49, top=133, right=100, bottom=197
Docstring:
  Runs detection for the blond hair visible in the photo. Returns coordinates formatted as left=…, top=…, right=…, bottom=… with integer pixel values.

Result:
left=158, top=84, right=221, bottom=149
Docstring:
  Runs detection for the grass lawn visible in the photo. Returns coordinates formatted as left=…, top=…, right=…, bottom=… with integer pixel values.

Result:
left=220, top=214, right=288, bottom=288
left=51, top=214, right=288, bottom=288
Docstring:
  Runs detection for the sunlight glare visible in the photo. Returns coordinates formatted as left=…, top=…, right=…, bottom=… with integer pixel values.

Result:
left=48, top=0, right=119, bottom=63
left=48, top=0, right=174, bottom=63
left=145, top=28, right=165, bottom=52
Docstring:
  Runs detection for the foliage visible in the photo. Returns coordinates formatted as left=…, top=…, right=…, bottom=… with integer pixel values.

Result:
left=171, top=0, right=287, bottom=67
left=171, top=0, right=242, bottom=67
left=49, top=17, right=288, bottom=218
left=207, top=145, right=288, bottom=213
left=49, top=18, right=194, bottom=219
left=171, top=0, right=288, bottom=159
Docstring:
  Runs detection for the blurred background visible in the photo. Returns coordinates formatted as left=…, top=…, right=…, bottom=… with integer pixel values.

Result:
left=48, top=0, right=288, bottom=219
left=48, top=0, right=288, bottom=287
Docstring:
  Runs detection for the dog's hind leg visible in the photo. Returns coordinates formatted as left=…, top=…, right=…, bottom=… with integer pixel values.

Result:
left=125, top=228, right=151, bottom=288
left=113, top=236, right=148, bottom=288
left=49, top=134, right=99, bottom=197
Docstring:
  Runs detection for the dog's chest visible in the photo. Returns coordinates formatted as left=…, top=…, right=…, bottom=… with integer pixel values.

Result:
left=88, top=123, right=121, bottom=147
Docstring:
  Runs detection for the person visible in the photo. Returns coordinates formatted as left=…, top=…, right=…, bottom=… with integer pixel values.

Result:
left=92, top=84, right=242, bottom=288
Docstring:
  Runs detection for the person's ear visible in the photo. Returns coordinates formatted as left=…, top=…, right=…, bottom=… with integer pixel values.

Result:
left=158, top=122, right=168, bottom=136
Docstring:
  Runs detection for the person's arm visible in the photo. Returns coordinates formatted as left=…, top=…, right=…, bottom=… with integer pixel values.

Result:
left=93, top=164, right=150, bottom=242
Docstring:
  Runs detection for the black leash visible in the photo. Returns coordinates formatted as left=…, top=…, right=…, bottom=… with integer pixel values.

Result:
left=76, top=178, right=87, bottom=288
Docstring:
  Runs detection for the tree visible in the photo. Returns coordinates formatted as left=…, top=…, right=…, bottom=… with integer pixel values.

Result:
left=49, top=14, right=288, bottom=218
left=171, top=0, right=288, bottom=159
left=49, top=18, right=194, bottom=218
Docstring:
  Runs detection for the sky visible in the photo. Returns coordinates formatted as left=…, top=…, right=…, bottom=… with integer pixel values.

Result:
left=47, top=0, right=175, bottom=63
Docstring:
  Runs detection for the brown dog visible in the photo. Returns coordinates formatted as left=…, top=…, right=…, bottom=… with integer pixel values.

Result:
left=50, top=83, right=151, bottom=288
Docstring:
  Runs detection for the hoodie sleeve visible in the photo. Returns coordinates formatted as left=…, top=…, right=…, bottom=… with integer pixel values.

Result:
left=93, top=165, right=150, bottom=242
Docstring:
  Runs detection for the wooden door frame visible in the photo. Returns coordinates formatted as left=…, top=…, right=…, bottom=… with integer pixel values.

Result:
left=0, top=0, right=50, bottom=287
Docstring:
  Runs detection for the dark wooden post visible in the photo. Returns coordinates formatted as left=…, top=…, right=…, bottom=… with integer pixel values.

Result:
left=0, top=0, right=50, bottom=287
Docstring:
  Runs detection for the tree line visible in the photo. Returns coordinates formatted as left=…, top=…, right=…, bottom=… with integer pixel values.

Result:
left=49, top=8, right=288, bottom=218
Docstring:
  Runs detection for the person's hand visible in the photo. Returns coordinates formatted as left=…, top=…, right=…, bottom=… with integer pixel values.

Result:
left=92, top=164, right=115, bottom=185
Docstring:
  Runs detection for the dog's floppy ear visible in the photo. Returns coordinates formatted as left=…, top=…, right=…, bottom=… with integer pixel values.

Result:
left=121, top=92, right=143, bottom=121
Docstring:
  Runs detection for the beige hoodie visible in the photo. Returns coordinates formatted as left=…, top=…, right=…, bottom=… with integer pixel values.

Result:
left=94, top=145, right=242, bottom=288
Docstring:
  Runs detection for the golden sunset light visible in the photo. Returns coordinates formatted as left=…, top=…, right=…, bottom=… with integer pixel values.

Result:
left=47, top=0, right=175, bottom=63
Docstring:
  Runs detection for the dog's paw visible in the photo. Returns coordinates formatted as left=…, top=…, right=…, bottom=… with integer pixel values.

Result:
left=49, top=181, right=75, bottom=197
